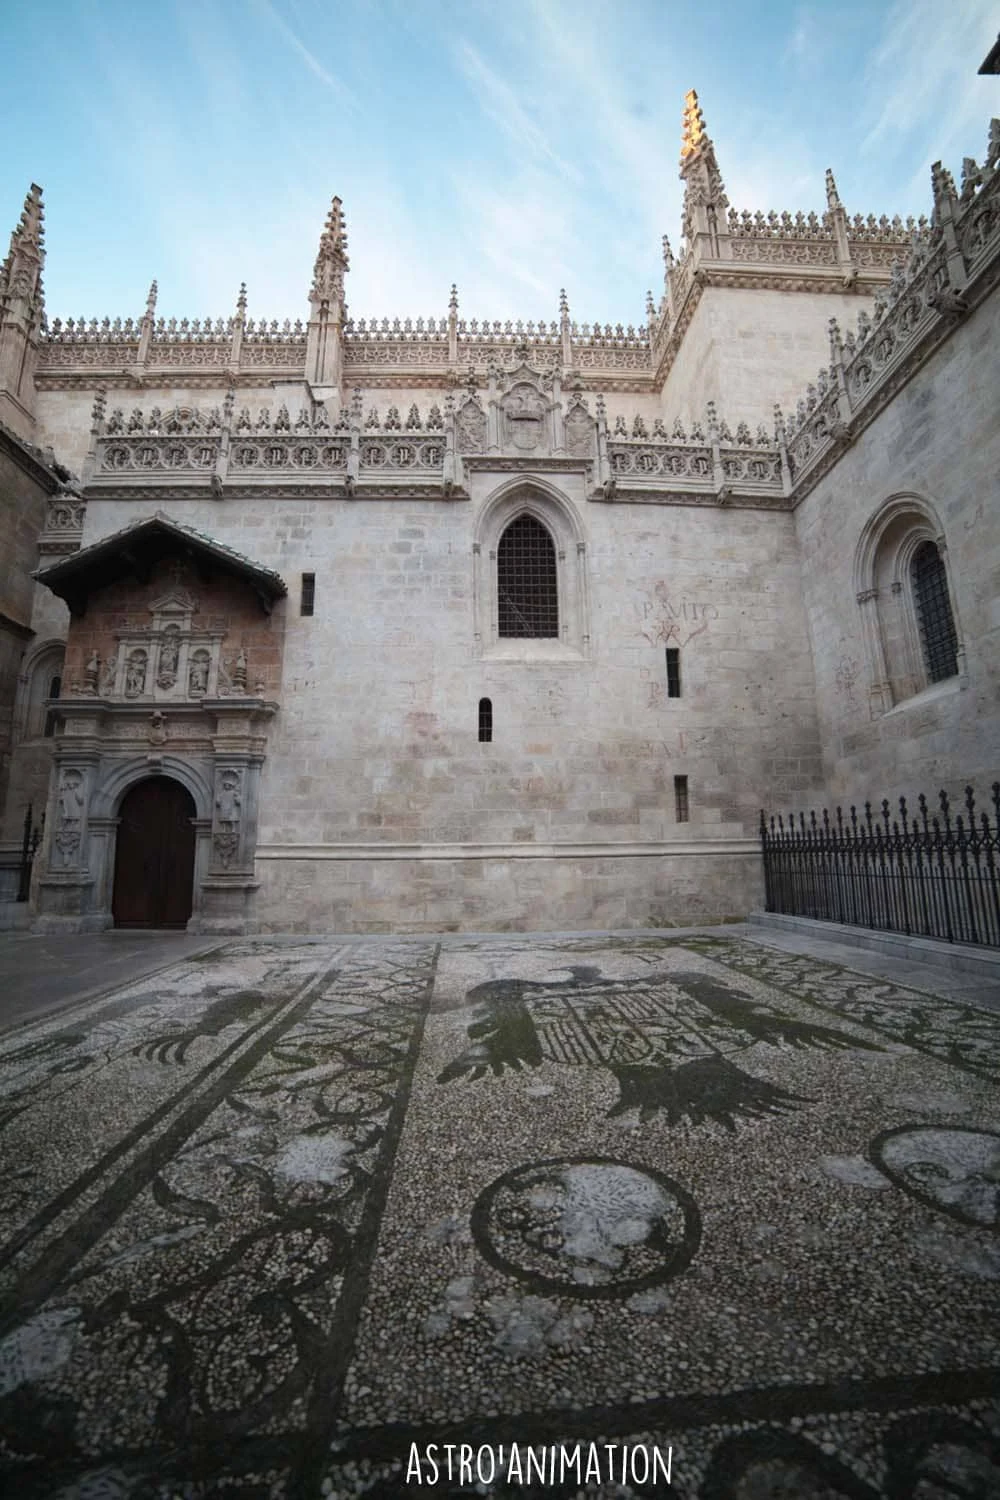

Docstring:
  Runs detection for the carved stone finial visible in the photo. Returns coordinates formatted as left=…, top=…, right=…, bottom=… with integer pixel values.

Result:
left=559, top=287, right=569, bottom=318
left=236, top=281, right=247, bottom=318
left=1, top=182, right=45, bottom=310
left=145, top=279, right=158, bottom=318
left=825, top=168, right=842, bottom=211
left=91, top=388, right=107, bottom=428
left=646, top=290, right=656, bottom=320
left=680, top=89, right=706, bottom=165
left=662, top=234, right=675, bottom=272
left=930, top=160, right=958, bottom=220
left=449, top=283, right=458, bottom=313
left=311, top=194, right=350, bottom=307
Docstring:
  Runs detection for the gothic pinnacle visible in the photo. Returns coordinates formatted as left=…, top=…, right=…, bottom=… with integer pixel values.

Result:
left=680, top=89, right=707, bottom=166
left=825, top=168, right=842, bottom=211
left=449, top=283, right=458, bottom=313
left=236, top=282, right=247, bottom=318
left=559, top=287, right=569, bottom=318
left=310, top=195, right=349, bottom=307
left=145, top=280, right=158, bottom=318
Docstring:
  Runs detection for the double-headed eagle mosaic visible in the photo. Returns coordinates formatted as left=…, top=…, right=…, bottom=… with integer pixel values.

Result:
left=439, top=965, right=881, bottom=1130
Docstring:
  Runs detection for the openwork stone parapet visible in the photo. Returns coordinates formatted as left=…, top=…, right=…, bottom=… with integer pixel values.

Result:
left=781, top=119, right=1000, bottom=507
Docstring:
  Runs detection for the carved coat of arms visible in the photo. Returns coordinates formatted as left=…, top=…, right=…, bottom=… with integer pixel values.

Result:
left=502, top=385, right=548, bottom=451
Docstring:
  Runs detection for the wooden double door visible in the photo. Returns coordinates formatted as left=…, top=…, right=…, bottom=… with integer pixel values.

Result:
left=112, top=776, right=196, bottom=928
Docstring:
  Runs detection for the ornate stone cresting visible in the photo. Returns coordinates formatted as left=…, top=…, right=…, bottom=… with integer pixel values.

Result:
left=780, top=118, right=1000, bottom=507
left=0, top=183, right=45, bottom=436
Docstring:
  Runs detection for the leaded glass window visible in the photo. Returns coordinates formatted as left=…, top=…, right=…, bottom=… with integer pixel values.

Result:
left=497, top=514, right=558, bottom=638
left=911, top=540, right=958, bottom=683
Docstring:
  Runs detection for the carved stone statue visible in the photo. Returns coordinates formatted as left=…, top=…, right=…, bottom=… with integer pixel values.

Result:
left=157, top=628, right=180, bottom=688
left=55, top=768, right=85, bottom=867
left=125, top=649, right=147, bottom=698
left=188, top=650, right=210, bottom=696
left=215, top=771, right=242, bottom=826
left=83, top=651, right=99, bottom=694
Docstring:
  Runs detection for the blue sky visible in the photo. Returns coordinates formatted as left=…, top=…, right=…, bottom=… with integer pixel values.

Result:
left=2, top=1, right=997, bottom=327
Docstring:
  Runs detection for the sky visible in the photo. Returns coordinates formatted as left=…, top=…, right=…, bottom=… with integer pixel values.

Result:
left=1, top=0, right=997, bottom=328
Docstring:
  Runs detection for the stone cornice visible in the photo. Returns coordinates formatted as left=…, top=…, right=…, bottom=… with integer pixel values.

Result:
left=256, top=837, right=759, bottom=862
left=0, top=416, right=63, bottom=491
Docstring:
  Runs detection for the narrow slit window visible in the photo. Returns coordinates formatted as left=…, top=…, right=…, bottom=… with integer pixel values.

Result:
left=478, top=697, right=493, bottom=743
left=666, top=647, right=681, bottom=698
left=43, top=674, right=61, bottom=738
left=674, top=774, right=689, bottom=823
left=300, top=572, right=315, bottom=617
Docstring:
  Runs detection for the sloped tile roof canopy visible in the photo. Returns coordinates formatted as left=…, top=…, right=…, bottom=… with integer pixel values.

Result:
left=33, top=511, right=288, bottom=615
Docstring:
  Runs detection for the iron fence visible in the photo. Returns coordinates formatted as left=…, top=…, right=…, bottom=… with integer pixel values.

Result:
left=760, top=783, right=1000, bottom=948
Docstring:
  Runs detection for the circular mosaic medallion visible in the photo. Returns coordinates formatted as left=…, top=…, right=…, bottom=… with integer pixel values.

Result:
left=870, top=1125, right=1000, bottom=1228
left=471, top=1156, right=701, bottom=1300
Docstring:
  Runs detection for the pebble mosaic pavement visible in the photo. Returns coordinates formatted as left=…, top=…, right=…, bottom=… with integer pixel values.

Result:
left=0, top=934, right=997, bottom=1498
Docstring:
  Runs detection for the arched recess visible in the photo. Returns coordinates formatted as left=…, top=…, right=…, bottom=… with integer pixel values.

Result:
left=15, top=639, right=66, bottom=741
left=853, top=492, right=964, bottom=713
left=90, top=753, right=213, bottom=823
left=112, top=774, right=197, bottom=928
left=473, top=478, right=590, bottom=658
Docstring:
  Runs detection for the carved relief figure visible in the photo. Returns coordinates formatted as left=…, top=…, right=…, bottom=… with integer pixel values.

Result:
left=188, top=649, right=211, bottom=697
left=157, top=626, right=180, bottom=688
left=232, top=648, right=248, bottom=692
left=125, top=649, right=148, bottom=698
left=456, top=397, right=487, bottom=454
left=565, top=405, right=594, bottom=456
left=55, top=768, right=85, bottom=867
left=102, top=651, right=118, bottom=695
left=213, top=770, right=243, bottom=868
left=83, top=651, right=100, bottom=695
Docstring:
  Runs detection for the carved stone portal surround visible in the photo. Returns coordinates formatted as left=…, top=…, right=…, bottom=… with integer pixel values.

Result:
left=32, top=696, right=276, bottom=934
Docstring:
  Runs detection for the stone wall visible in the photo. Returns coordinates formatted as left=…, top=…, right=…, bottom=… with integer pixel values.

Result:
left=661, top=286, right=878, bottom=433
left=81, top=462, right=822, bottom=930
left=793, top=289, right=1000, bottom=809
left=0, top=436, right=55, bottom=847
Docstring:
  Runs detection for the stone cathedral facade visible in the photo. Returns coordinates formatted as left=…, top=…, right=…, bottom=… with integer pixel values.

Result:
left=0, top=93, right=997, bottom=934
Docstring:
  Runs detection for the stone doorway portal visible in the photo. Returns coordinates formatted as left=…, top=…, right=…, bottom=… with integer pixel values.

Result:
left=112, top=776, right=196, bottom=928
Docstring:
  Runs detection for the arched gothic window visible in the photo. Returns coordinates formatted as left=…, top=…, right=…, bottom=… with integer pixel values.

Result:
left=16, top=642, right=66, bottom=742
left=497, top=514, right=558, bottom=638
left=910, top=540, right=958, bottom=683
left=854, top=496, right=963, bottom=714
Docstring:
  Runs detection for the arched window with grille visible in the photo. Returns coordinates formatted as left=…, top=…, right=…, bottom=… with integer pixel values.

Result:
left=854, top=495, right=964, bottom=714
left=910, top=540, right=958, bottom=683
left=497, top=514, right=558, bottom=638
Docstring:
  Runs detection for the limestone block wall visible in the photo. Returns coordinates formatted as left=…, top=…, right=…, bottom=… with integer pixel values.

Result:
left=793, top=290, right=1000, bottom=809
left=661, top=287, right=877, bottom=432
left=79, top=470, right=823, bottom=931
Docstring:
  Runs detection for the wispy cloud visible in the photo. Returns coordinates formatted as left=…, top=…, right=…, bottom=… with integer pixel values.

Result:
left=453, top=40, right=582, bottom=184
left=861, top=0, right=996, bottom=198
left=254, top=0, right=358, bottom=107
left=783, top=6, right=820, bottom=69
